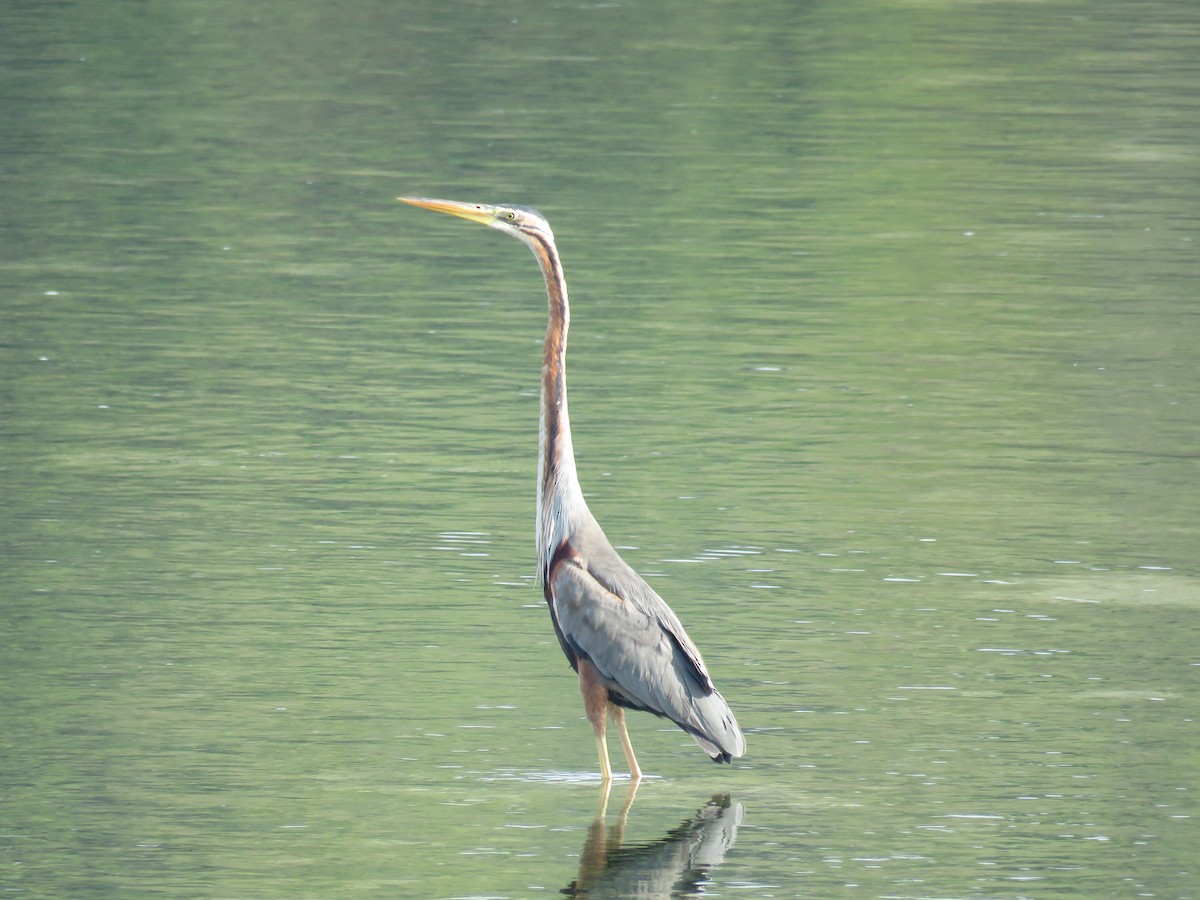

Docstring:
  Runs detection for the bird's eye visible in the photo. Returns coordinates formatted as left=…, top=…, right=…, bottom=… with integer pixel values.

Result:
left=506, top=211, right=517, bottom=220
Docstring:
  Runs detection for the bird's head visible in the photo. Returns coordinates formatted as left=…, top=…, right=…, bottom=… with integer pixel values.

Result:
left=399, top=197, right=553, bottom=251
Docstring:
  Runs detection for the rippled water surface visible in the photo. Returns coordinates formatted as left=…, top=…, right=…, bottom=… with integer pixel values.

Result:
left=2, top=1, right=1197, bottom=897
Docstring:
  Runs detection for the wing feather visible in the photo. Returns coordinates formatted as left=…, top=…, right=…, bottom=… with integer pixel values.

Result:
left=550, top=553, right=744, bottom=760
left=544, top=520, right=745, bottom=761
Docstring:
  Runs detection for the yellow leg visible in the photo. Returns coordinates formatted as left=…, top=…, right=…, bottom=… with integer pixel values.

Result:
left=609, top=704, right=643, bottom=781
left=579, top=659, right=613, bottom=783
left=594, top=732, right=612, bottom=784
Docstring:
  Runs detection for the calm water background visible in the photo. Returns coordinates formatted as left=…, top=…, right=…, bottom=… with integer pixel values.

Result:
left=2, top=1, right=1198, bottom=897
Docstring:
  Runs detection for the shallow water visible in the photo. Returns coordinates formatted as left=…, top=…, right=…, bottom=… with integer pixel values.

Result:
left=2, top=1, right=1198, bottom=897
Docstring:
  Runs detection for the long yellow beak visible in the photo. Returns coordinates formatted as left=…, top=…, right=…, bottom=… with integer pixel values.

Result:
left=398, top=196, right=495, bottom=226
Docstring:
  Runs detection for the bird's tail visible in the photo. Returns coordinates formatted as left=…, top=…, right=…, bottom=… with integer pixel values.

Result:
left=687, top=689, right=745, bottom=763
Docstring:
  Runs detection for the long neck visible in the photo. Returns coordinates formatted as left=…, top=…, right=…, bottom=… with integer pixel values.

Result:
left=526, top=233, right=589, bottom=582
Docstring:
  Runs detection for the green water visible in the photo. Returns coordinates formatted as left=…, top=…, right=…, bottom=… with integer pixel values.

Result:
left=2, top=1, right=1197, bottom=897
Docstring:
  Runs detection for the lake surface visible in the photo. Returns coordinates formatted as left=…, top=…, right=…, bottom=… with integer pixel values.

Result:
left=2, top=1, right=1197, bottom=897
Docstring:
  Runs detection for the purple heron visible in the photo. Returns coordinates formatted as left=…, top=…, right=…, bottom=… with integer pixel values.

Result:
left=400, top=198, right=745, bottom=781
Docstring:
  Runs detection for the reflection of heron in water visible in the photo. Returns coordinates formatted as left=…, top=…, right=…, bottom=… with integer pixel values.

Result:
left=400, top=198, right=745, bottom=782
left=563, top=785, right=745, bottom=898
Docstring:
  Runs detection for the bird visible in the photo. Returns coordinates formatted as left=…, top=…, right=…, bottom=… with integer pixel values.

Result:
left=400, top=197, right=745, bottom=781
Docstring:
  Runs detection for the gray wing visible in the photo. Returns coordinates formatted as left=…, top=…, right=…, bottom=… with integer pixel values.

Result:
left=548, top=535, right=745, bottom=761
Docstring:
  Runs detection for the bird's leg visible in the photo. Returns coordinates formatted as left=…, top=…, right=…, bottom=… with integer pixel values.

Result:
left=594, top=732, right=613, bottom=784
left=608, top=703, right=643, bottom=782
left=578, top=659, right=613, bottom=783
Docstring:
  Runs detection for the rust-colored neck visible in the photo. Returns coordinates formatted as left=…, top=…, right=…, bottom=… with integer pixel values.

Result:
left=528, top=230, right=585, bottom=582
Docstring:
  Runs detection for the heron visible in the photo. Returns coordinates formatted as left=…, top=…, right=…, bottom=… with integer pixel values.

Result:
left=400, top=197, right=746, bottom=782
